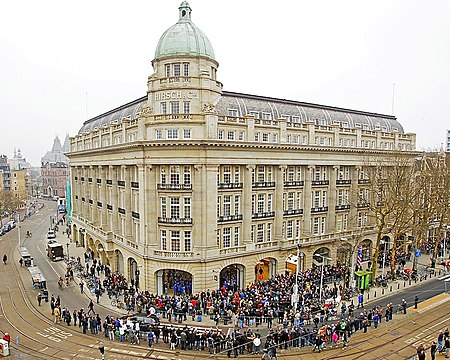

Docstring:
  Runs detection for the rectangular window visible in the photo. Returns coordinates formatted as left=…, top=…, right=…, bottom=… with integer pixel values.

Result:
left=223, top=228, right=231, bottom=248
left=228, top=109, right=238, bottom=117
left=184, top=197, right=191, bottom=219
left=218, top=130, right=224, bottom=140
left=287, top=220, right=293, bottom=239
left=262, top=133, right=269, bottom=142
left=223, top=166, right=231, bottom=183
left=167, top=129, right=178, bottom=139
left=223, top=195, right=231, bottom=217
left=161, top=102, right=167, bottom=114
left=160, top=167, right=166, bottom=184
left=314, top=190, right=320, bottom=208
left=272, top=133, right=278, bottom=143
left=170, top=166, right=180, bottom=184
left=321, top=217, right=326, bottom=234
left=217, top=196, right=221, bottom=217
left=296, top=192, right=302, bottom=209
left=184, top=166, right=191, bottom=185
left=184, top=231, right=191, bottom=251
left=156, top=129, right=163, bottom=139
left=257, top=223, right=264, bottom=243
left=322, top=190, right=327, bottom=207
left=227, top=131, right=235, bottom=140
left=234, top=195, right=240, bottom=215
left=171, top=230, right=180, bottom=251
left=170, top=197, right=180, bottom=218
left=183, top=101, right=190, bottom=114
left=251, top=194, right=255, bottom=214
left=234, top=166, right=240, bottom=183
left=238, top=131, right=244, bottom=141
left=261, top=112, right=272, bottom=120
left=266, top=223, right=272, bottom=242
left=287, top=192, right=294, bottom=210
left=170, top=101, right=180, bottom=115
left=173, top=63, right=181, bottom=77
left=165, top=64, right=170, bottom=77
left=258, top=193, right=265, bottom=213
left=313, top=217, right=320, bottom=235
left=251, top=225, right=255, bottom=243
left=183, top=128, right=191, bottom=139
left=296, top=219, right=301, bottom=238
left=267, top=193, right=273, bottom=212
left=257, top=166, right=265, bottom=182
left=160, top=197, right=166, bottom=218
left=161, top=230, right=167, bottom=250
left=234, top=227, right=240, bottom=247
left=183, top=62, right=189, bottom=76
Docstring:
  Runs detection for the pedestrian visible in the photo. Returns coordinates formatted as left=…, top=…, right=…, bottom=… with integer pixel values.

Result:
left=402, top=299, right=407, bottom=314
left=80, top=281, right=84, bottom=294
left=2, top=333, right=10, bottom=345
left=417, top=343, right=426, bottom=360
left=19, top=258, right=23, bottom=267
left=37, top=293, right=42, bottom=306
left=357, top=293, right=364, bottom=308
left=2, top=254, right=7, bottom=264
left=414, top=295, right=419, bottom=309
left=430, top=341, right=437, bottom=360
left=87, top=300, right=96, bottom=315
left=147, top=330, right=154, bottom=347
left=445, top=336, right=450, bottom=358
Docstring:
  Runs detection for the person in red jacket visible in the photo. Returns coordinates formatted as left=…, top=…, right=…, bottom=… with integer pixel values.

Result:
left=2, top=332, right=11, bottom=344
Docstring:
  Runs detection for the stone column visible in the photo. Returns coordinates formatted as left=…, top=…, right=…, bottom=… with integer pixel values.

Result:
left=124, top=165, right=133, bottom=239
left=243, top=164, right=255, bottom=243
left=100, top=166, right=108, bottom=229
left=303, top=166, right=314, bottom=235
left=204, top=164, right=218, bottom=250
left=137, top=164, right=146, bottom=247
left=110, top=165, right=119, bottom=232
left=192, top=165, right=204, bottom=251
left=81, top=166, right=88, bottom=218
left=274, top=165, right=286, bottom=242
left=327, top=166, right=338, bottom=233
left=90, top=166, right=98, bottom=225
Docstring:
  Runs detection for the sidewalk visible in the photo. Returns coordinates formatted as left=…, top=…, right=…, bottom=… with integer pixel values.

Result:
left=58, top=226, right=447, bottom=330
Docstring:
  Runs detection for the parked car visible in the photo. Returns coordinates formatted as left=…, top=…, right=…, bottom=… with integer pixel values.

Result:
left=47, top=230, right=56, bottom=239
left=120, top=315, right=160, bottom=332
left=0, top=228, right=5, bottom=236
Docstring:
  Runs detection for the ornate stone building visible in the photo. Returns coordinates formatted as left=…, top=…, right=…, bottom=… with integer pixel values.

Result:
left=41, top=135, right=70, bottom=198
left=67, top=2, right=416, bottom=294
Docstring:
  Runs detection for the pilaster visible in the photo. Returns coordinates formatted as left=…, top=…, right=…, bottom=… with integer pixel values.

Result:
left=274, top=165, right=286, bottom=241
left=243, top=164, right=255, bottom=243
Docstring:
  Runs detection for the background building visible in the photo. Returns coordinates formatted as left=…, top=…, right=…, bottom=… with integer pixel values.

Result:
left=67, top=2, right=417, bottom=293
left=41, top=135, right=70, bottom=198
left=446, top=129, right=450, bottom=152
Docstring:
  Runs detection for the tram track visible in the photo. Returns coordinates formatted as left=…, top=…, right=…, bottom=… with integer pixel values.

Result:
left=0, top=230, right=154, bottom=359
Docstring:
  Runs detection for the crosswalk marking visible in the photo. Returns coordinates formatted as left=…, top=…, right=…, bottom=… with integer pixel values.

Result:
left=437, top=274, right=450, bottom=280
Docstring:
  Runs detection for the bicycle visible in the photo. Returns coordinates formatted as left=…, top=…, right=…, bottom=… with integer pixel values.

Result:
left=111, top=299, right=125, bottom=309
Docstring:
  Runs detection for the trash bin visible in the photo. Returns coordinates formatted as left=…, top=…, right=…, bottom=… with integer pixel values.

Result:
left=0, top=339, right=10, bottom=356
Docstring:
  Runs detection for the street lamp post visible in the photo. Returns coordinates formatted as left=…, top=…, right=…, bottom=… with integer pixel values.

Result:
left=66, top=243, right=70, bottom=260
left=315, top=253, right=333, bottom=303
left=293, top=244, right=301, bottom=311
left=17, top=212, right=22, bottom=248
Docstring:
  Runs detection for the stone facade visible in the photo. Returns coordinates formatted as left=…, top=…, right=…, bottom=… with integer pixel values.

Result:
left=67, top=2, right=416, bottom=294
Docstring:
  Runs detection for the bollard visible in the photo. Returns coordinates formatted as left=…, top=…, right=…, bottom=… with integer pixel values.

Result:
left=404, top=281, right=406, bottom=287
left=390, top=286, right=393, bottom=292
left=367, top=292, right=370, bottom=300
left=382, top=288, right=385, bottom=295
left=415, top=278, right=417, bottom=283
left=409, top=279, right=411, bottom=286
left=398, top=283, right=400, bottom=290
left=374, top=291, right=376, bottom=298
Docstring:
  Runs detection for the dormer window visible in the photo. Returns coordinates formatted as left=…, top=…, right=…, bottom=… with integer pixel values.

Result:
left=228, top=109, right=238, bottom=117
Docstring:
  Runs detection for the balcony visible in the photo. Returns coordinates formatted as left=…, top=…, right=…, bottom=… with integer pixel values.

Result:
left=81, top=197, right=85, bottom=202
left=218, top=214, right=243, bottom=223
left=158, top=217, right=193, bottom=224
left=218, top=182, right=243, bottom=190
left=118, top=207, right=126, bottom=215
left=284, top=180, right=304, bottom=187
left=252, top=181, right=275, bottom=188
left=255, top=240, right=278, bottom=250
left=88, top=177, right=92, bottom=183
left=131, top=182, right=139, bottom=189
left=252, top=211, right=275, bottom=219
left=336, top=179, right=351, bottom=185
left=219, top=245, right=246, bottom=255
left=358, top=179, right=370, bottom=184
left=311, top=206, right=328, bottom=213
left=117, top=180, right=125, bottom=187
left=81, top=177, right=85, bottom=182
left=357, top=202, right=369, bottom=209
left=75, top=176, right=78, bottom=180
left=157, top=183, right=192, bottom=190
left=311, top=180, right=329, bottom=186
left=335, top=204, right=350, bottom=211
left=107, top=204, right=113, bottom=211
left=97, top=201, right=102, bottom=207
left=88, top=199, right=93, bottom=205
left=132, top=211, right=140, bottom=219
left=283, top=209, right=304, bottom=216
left=153, top=250, right=194, bottom=258
left=106, top=180, right=112, bottom=185
left=96, top=179, right=102, bottom=184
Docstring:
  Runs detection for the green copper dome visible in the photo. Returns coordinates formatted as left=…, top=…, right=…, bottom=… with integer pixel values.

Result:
left=154, top=2, right=215, bottom=60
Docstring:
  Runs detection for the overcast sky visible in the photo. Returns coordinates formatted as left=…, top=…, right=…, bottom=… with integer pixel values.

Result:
left=1, top=0, right=449, bottom=166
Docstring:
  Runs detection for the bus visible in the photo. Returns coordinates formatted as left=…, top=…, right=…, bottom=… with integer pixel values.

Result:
left=57, top=197, right=66, bottom=213
left=47, top=243, right=64, bottom=261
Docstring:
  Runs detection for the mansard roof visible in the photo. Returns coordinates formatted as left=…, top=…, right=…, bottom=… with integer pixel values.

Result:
left=78, top=91, right=404, bottom=134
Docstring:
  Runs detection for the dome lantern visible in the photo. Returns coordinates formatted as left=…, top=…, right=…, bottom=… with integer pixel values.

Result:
left=154, top=2, right=215, bottom=61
